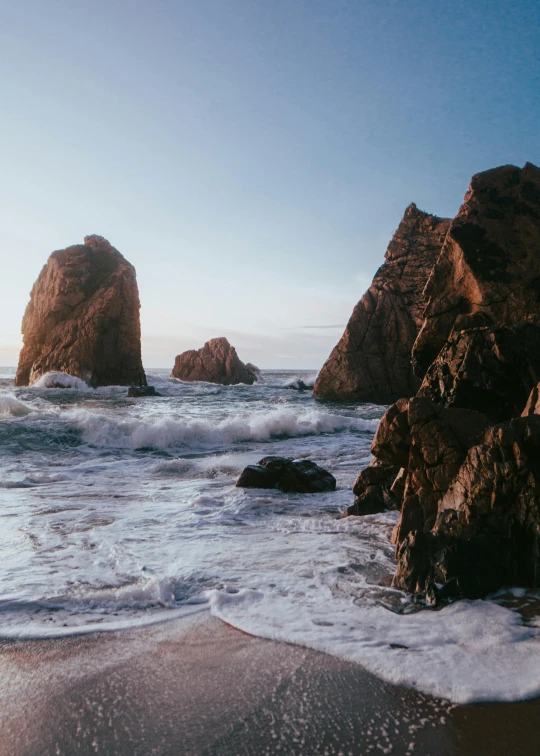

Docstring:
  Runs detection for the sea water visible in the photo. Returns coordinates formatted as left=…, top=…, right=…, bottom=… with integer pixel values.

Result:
left=1, top=367, right=540, bottom=704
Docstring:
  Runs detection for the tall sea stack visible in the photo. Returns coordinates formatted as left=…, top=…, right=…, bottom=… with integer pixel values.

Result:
left=313, top=204, right=450, bottom=404
left=15, top=235, right=146, bottom=388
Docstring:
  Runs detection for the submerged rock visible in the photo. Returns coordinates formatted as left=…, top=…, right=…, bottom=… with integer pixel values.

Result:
left=171, top=338, right=256, bottom=385
left=285, top=379, right=312, bottom=391
left=15, top=235, right=146, bottom=388
left=236, top=456, right=336, bottom=494
left=128, top=386, right=160, bottom=397
left=314, top=204, right=450, bottom=403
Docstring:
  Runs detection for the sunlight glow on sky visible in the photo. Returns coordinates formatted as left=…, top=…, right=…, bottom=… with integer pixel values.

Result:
left=0, top=1, right=538, bottom=368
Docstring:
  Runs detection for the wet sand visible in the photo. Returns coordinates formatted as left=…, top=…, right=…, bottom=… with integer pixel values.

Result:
left=1, top=614, right=540, bottom=756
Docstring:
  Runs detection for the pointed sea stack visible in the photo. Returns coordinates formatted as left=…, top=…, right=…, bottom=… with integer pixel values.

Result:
left=15, top=235, right=146, bottom=388
left=171, top=337, right=257, bottom=385
left=313, top=204, right=450, bottom=404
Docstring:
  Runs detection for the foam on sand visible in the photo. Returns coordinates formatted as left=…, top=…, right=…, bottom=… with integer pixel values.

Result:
left=209, top=572, right=540, bottom=704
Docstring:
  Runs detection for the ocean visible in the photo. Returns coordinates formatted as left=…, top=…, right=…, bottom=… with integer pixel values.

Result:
left=1, top=367, right=540, bottom=705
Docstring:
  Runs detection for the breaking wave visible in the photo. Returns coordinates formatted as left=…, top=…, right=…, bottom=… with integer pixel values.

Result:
left=33, top=372, right=91, bottom=391
left=73, top=407, right=378, bottom=451
left=0, top=395, right=34, bottom=417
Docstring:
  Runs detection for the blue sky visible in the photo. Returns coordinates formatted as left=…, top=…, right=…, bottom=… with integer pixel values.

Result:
left=1, top=0, right=538, bottom=368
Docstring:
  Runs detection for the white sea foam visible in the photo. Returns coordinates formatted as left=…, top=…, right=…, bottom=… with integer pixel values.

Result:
left=208, top=569, right=540, bottom=704
left=33, top=371, right=91, bottom=391
left=0, top=395, right=34, bottom=416
left=72, top=407, right=378, bottom=451
left=6, top=367, right=540, bottom=705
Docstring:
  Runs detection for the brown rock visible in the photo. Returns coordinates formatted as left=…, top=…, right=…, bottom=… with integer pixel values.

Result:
left=522, top=383, right=540, bottom=416
left=171, top=337, right=256, bottom=385
left=346, top=459, right=400, bottom=516
left=418, top=323, right=540, bottom=423
left=392, top=398, right=490, bottom=549
left=313, top=204, right=450, bottom=403
left=15, top=236, right=146, bottom=388
left=371, top=398, right=411, bottom=468
left=412, top=162, right=540, bottom=377
left=394, top=416, right=540, bottom=598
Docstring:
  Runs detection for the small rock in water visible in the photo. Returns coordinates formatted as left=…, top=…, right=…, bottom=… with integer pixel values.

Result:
left=171, top=337, right=256, bottom=385
left=245, top=363, right=262, bottom=381
left=236, top=456, right=336, bottom=493
left=128, top=386, right=160, bottom=397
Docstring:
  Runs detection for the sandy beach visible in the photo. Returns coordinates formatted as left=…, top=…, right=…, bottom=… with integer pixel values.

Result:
left=0, top=614, right=539, bottom=756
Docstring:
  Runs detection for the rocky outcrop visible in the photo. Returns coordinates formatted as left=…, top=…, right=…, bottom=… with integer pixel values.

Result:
left=412, top=163, right=540, bottom=377
left=15, top=236, right=146, bottom=388
left=389, top=398, right=490, bottom=548
left=171, top=338, right=256, bottom=385
left=128, top=386, right=160, bottom=398
left=314, top=204, right=450, bottom=403
left=236, top=456, right=336, bottom=494
left=359, top=162, right=540, bottom=600
left=345, top=460, right=400, bottom=516
left=394, top=416, right=540, bottom=599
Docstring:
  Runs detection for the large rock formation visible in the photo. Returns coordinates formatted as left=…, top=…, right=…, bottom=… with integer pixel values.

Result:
left=15, top=236, right=146, bottom=388
left=313, top=204, right=450, bottom=403
left=349, top=163, right=540, bottom=600
left=412, top=162, right=540, bottom=377
left=171, top=337, right=257, bottom=385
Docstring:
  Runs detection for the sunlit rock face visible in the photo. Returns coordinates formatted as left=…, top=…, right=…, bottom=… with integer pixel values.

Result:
left=313, top=204, right=450, bottom=403
left=171, top=337, right=257, bottom=385
left=412, top=162, right=540, bottom=377
left=15, top=236, right=146, bottom=388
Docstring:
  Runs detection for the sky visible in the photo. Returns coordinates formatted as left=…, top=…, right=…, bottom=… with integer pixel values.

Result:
left=0, top=0, right=539, bottom=369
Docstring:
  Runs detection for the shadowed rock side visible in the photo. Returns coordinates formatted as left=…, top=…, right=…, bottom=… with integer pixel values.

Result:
left=313, top=204, right=450, bottom=403
left=412, top=162, right=540, bottom=377
left=171, top=337, right=257, bottom=385
left=417, top=322, right=540, bottom=423
left=345, top=460, right=400, bottom=516
left=15, top=235, right=146, bottom=388
left=394, top=415, right=540, bottom=600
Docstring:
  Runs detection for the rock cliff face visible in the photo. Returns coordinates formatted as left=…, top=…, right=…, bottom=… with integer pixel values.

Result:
left=347, top=163, right=540, bottom=600
left=412, top=162, right=540, bottom=377
left=394, top=415, right=540, bottom=599
left=171, top=337, right=257, bottom=385
left=313, top=204, right=450, bottom=403
left=15, top=236, right=146, bottom=388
